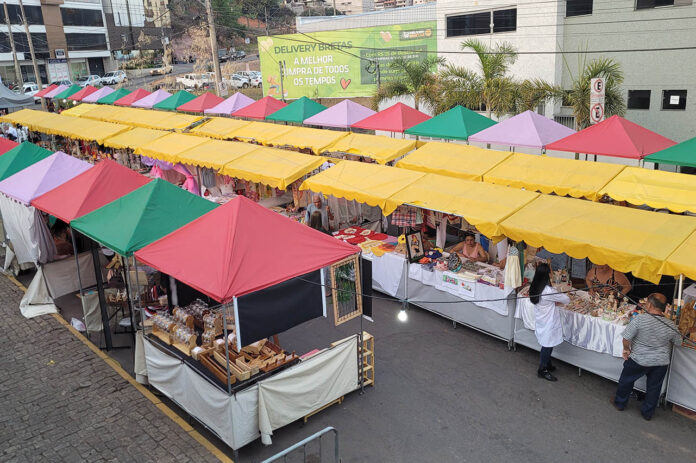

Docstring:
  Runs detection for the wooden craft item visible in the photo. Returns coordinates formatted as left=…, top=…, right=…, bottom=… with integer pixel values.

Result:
left=199, top=352, right=236, bottom=385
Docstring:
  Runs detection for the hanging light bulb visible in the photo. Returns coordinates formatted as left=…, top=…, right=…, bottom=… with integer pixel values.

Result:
left=397, top=308, right=408, bottom=322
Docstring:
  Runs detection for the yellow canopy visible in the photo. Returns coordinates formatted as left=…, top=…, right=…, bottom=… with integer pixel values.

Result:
left=0, top=109, right=60, bottom=131
left=267, top=126, right=349, bottom=154
left=61, top=103, right=101, bottom=117
left=190, top=117, right=252, bottom=139
left=219, top=146, right=325, bottom=190
left=396, top=142, right=512, bottom=181
left=383, top=174, right=539, bottom=239
left=300, top=160, right=425, bottom=209
left=483, top=153, right=625, bottom=200
left=175, top=139, right=258, bottom=169
left=599, top=167, right=696, bottom=213
left=659, top=231, right=696, bottom=280
left=499, top=195, right=696, bottom=283
left=70, top=104, right=124, bottom=122
left=322, top=133, right=417, bottom=164
left=135, top=133, right=209, bottom=163
left=102, top=127, right=169, bottom=150
left=23, top=114, right=128, bottom=144
left=227, top=121, right=294, bottom=144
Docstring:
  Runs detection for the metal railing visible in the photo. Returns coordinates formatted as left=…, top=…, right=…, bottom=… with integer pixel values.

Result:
left=260, top=427, right=339, bottom=463
left=554, top=114, right=576, bottom=130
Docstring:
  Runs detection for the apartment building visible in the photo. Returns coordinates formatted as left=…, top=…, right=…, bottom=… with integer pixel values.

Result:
left=101, top=0, right=171, bottom=53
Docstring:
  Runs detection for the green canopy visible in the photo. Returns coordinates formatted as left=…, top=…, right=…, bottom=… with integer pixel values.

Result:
left=0, top=142, right=52, bottom=181
left=265, top=96, right=327, bottom=123
left=71, top=178, right=217, bottom=255
left=154, top=90, right=196, bottom=111
left=404, top=106, right=497, bottom=140
left=97, top=88, right=131, bottom=105
left=53, top=84, right=82, bottom=100
left=644, top=137, right=696, bottom=168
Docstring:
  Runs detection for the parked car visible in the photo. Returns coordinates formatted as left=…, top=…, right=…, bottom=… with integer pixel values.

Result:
left=150, top=64, right=173, bottom=76
left=50, top=79, right=73, bottom=87
left=217, top=49, right=229, bottom=63
left=75, top=75, right=101, bottom=87
left=236, top=71, right=260, bottom=79
left=176, top=73, right=213, bottom=89
left=100, top=70, right=127, bottom=85
left=231, top=50, right=246, bottom=61
left=225, top=74, right=250, bottom=89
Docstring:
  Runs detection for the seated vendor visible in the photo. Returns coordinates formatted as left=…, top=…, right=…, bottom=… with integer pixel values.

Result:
left=585, top=264, right=632, bottom=297
left=451, top=232, right=488, bottom=263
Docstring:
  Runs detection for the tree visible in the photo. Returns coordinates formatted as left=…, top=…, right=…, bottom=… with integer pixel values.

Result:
left=212, top=0, right=244, bottom=39
left=371, top=55, right=444, bottom=112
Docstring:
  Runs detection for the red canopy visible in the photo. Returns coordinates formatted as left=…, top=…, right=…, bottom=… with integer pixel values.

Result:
left=177, top=92, right=224, bottom=112
left=231, top=96, right=287, bottom=119
left=34, top=84, right=57, bottom=98
left=0, top=138, right=18, bottom=155
left=135, top=196, right=358, bottom=302
left=31, top=159, right=151, bottom=223
left=351, top=102, right=431, bottom=133
left=546, top=115, right=676, bottom=159
left=68, top=85, right=98, bottom=102
left=114, top=88, right=151, bottom=106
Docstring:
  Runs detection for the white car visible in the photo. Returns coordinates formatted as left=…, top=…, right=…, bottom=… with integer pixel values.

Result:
left=249, top=75, right=262, bottom=88
left=150, top=64, right=173, bottom=76
left=101, top=70, right=128, bottom=85
left=75, top=75, right=101, bottom=87
left=176, top=73, right=213, bottom=89
left=225, top=75, right=250, bottom=89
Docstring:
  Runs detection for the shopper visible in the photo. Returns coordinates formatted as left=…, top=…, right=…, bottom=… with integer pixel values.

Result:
left=529, top=263, right=569, bottom=382
left=308, top=211, right=330, bottom=235
left=304, top=194, right=333, bottom=231
left=613, top=293, right=682, bottom=420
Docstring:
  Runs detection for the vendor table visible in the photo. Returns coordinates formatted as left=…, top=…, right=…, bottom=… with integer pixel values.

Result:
left=666, top=346, right=696, bottom=412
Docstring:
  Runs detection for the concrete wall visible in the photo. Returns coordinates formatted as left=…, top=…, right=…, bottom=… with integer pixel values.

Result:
left=296, top=3, right=435, bottom=32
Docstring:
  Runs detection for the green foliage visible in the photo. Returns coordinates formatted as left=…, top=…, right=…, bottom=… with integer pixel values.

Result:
left=371, top=55, right=444, bottom=111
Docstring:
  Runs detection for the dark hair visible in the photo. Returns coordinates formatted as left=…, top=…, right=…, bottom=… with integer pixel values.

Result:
left=647, top=293, right=667, bottom=312
left=529, top=263, right=551, bottom=305
left=463, top=232, right=475, bottom=240
left=308, top=211, right=324, bottom=231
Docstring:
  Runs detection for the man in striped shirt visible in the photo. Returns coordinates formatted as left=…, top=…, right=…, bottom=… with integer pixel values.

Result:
left=613, top=293, right=682, bottom=420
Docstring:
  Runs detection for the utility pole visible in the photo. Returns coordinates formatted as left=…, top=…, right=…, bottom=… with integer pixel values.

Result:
left=17, top=0, right=41, bottom=92
left=264, top=7, right=269, bottom=36
left=278, top=60, right=285, bottom=102
left=3, top=1, right=22, bottom=88
left=205, top=0, right=223, bottom=96
left=124, top=0, right=135, bottom=55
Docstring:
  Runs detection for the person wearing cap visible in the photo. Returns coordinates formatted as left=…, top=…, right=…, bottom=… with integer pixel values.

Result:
left=612, top=293, right=682, bottom=420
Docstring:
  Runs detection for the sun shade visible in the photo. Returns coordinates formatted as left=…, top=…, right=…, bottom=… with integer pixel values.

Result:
left=219, top=146, right=326, bottom=190
left=174, top=139, right=258, bottom=169
left=266, top=126, right=349, bottom=154
left=94, top=106, right=202, bottom=130
left=204, top=92, right=255, bottom=115
left=405, top=105, right=497, bottom=140
left=304, top=99, right=376, bottom=128
left=322, top=132, right=417, bottom=164
left=0, top=142, right=53, bottom=181
left=0, top=137, right=18, bottom=154
left=265, top=96, right=326, bottom=123
left=396, top=142, right=512, bottom=181
left=660, top=231, right=696, bottom=281
left=0, top=108, right=57, bottom=131
left=231, top=95, right=287, bottom=119
left=546, top=115, right=676, bottom=159
left=300, top=160, right=426, bottom=209
left=63, top=103, right=123, bottom=121
left=81, top=86, right=114, bottom=103
left=599, top=167, right=696, bottom=213
left=177, top=92, right=225, bottom=112
left=351, top=102, right=431, bottom=133
left=131, top=89, right=172, bottom=108
left=97, top=88, right=131, bottom=104
left=469, top=110, right=575, bottom=149
left=102, top=127, right=168, bottom=150
left=383, top=174, right=539, bottom=239
left=43, top=84, right=68, bottom=98
left=34, top=84, right=57, bottom=98
left=71, top=178, right=217, bottom=256
left=114, top=88, right=151, bottom=106
left=153, top=90, right=196, bottom=111
left=644, top=137, right=696, bottom=168
left=0, top=151, right=91, bottom=205
left=29, top=114, right=128, bottom=144
left=135, top=132, right=209, bottom=163
left=67, top=85, right=98, bottom=102
left=190, top=117, right=251, bottom=139
left=483, top=153, right=626, bottom=200
left=53, top=84, right=83, bottom=100
left=135, top=196, right=357, bottom=302
left=227, top=121, right=294, bottom=144
left=498, top=194, right=696, bottom=283
left=31, top=159, right=151, bottom=223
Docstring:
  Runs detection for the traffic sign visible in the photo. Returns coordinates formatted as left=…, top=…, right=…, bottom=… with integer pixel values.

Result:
left=590, top=77, right=605, bottom=124
left=590, top=103, right=604, bottom=124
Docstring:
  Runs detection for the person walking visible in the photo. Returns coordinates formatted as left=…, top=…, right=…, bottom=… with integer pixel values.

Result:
left=530, top=263, right=569, bottom=381
left=613, top=293, right=682, bottom=420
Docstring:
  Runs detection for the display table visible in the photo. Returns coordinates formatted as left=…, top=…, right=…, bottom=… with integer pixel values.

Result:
left=666, top=346, right=696, bottom=412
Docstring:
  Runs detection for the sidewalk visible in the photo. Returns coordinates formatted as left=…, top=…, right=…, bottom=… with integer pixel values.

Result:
left=0, top=275, right=223, bottom=463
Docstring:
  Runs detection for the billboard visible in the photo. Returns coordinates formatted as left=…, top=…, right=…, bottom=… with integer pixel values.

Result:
left=258, top=21, right=437, bottom=99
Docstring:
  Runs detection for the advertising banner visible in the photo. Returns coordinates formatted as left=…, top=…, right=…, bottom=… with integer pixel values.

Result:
left=258, top=21, right=437, bottom=99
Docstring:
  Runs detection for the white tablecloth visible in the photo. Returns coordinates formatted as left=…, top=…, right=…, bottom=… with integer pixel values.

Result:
left=371, top=252, right=406, bottom=297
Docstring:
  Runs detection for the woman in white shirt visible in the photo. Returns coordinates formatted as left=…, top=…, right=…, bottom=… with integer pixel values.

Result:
left=529, top=263, right=569, bottom=382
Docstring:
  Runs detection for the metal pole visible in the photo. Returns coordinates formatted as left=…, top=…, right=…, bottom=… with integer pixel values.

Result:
left=3, top=1, right=23, bottom=88
left=279, top=60, right=285, bottom=102
left=89, top=239, right=112, bottom=350
left=132, top=256, right=146, bottom=333
left=205, top=0, right=223, bottom=97
left=358, top=252, right=364, bottom=393
left=123, top=257, right=138, bottom=341
left=222, top=302, right=233, bottom=394
left=70, top=228, right=84, bottom=296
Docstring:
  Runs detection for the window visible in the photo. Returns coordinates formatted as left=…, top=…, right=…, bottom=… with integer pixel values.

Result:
left=61, top=8, right=104, bottom=27
left=446, top=12, right=490, bottom=37
left=493, top=9, right=517, bottom=33
left=567, top=0, right=593, bottom=16
left=0, top=33, right=49, bottom=53
left=0, top=5, right=43, bottom=25
left=627, top=90, right=651, bottom=109
left=636, top=0, right=675, bottom=9
left=662, top=90, right=687, bottom=110
left=65, top=33, right=108, bottom=51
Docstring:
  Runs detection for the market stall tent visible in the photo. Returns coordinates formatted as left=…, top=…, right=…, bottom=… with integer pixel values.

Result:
left=404, top=105, right=497, bottom=140
left=53, top=84, right=82, bottom=100
left=265, top=96, right=326, bottom=123
left=97, top=88, right=131, bottom=105
left=644, top=136, right=696, bottom=168
left=303, top=100, right=376, bottom=128
left=351, top=102, right=431, bottom=133
left=468, top=110, right=575, bottom=149
left=34, top=84, right=57, bottom=98
left=114, top=88, right=151, bottom=106
left=0, top=108, right=57, bottom=131
left=62, top=102, right=122, bottom=121
left=396, top=142, right=512, bottom=181
left=659, top=231, right=696, bottom=280
left=0, top=138, right=18, bottom=154
left=174, top=139, right=258, bottom=169
left=131, top=89, right=172, bottom=108
left=545, top=115, right=676, bottom=160
left=153, top=90, right=196, bottom=111
left=498, top=194, right=696, bottom=283
left=0, top=151, right=91, bottom=204
left=71, top=178, right=217, bottom=256
left=135, top=132, right=210, bottom=163
left=266, top=126, right=349, bottom=154
left=101, top=127, right=169, bottom=150
left=0, top=142, right=52, bottom=181
left=31, top=159, right=151, bottom=223
left=177, top=92, right=224, bottom=113
left=67, top=85, right=98, bottom=102
left=483, top=153, right=626, bottom=200
left=29, top=114, right=129, bottom=144
left=598, top=167, right=696, bottom=213
left=231, top=95, right=287, bottom=120
left=81, top=86, right=114, bottom=103
left=43, top=84, right=68, bottom=99
left=322, top=132, right=417, bottom=164
left=227, top=121, right=294, bottom=144
left=190, top=117, right=251, bottom=139
left=204, top=92, right=255, bottom=115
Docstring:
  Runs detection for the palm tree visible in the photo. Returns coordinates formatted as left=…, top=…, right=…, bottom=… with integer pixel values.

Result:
left=371, top=55, right=444, bottom=111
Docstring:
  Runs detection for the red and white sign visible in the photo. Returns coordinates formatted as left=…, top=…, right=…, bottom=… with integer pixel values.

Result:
left=590, top=77, right=605, bottom=124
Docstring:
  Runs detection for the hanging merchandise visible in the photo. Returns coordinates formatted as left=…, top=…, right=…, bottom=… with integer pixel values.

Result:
left=504, top=246, right=522, bottom=289
left=200, top=167, right=216, bottom=188
left=391, top=205, right=420, bottom=228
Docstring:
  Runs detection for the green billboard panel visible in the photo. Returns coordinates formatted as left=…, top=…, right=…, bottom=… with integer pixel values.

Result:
left=258, top=21, right=437, bottom=99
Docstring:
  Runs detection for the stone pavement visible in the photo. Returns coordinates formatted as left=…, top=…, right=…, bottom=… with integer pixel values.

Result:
left=0, top=276, right=223, bottom=463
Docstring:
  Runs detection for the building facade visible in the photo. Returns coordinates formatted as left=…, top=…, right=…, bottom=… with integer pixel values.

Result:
left=101, top=0, right=171, bottom=54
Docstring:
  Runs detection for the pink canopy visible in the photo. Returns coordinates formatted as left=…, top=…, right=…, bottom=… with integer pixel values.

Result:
left=131, top=89, right=172, bottom=108
left=43, top=85, right=68, bottom=99
left=81, top=86, right=114, bottom=103
left=205, top=92, right=255, bottom=115
left=468, top=110, right=575, bottom=149
left=303, top=99, right=376, bottom=128
left=0, top=151, right=91, bottom=205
